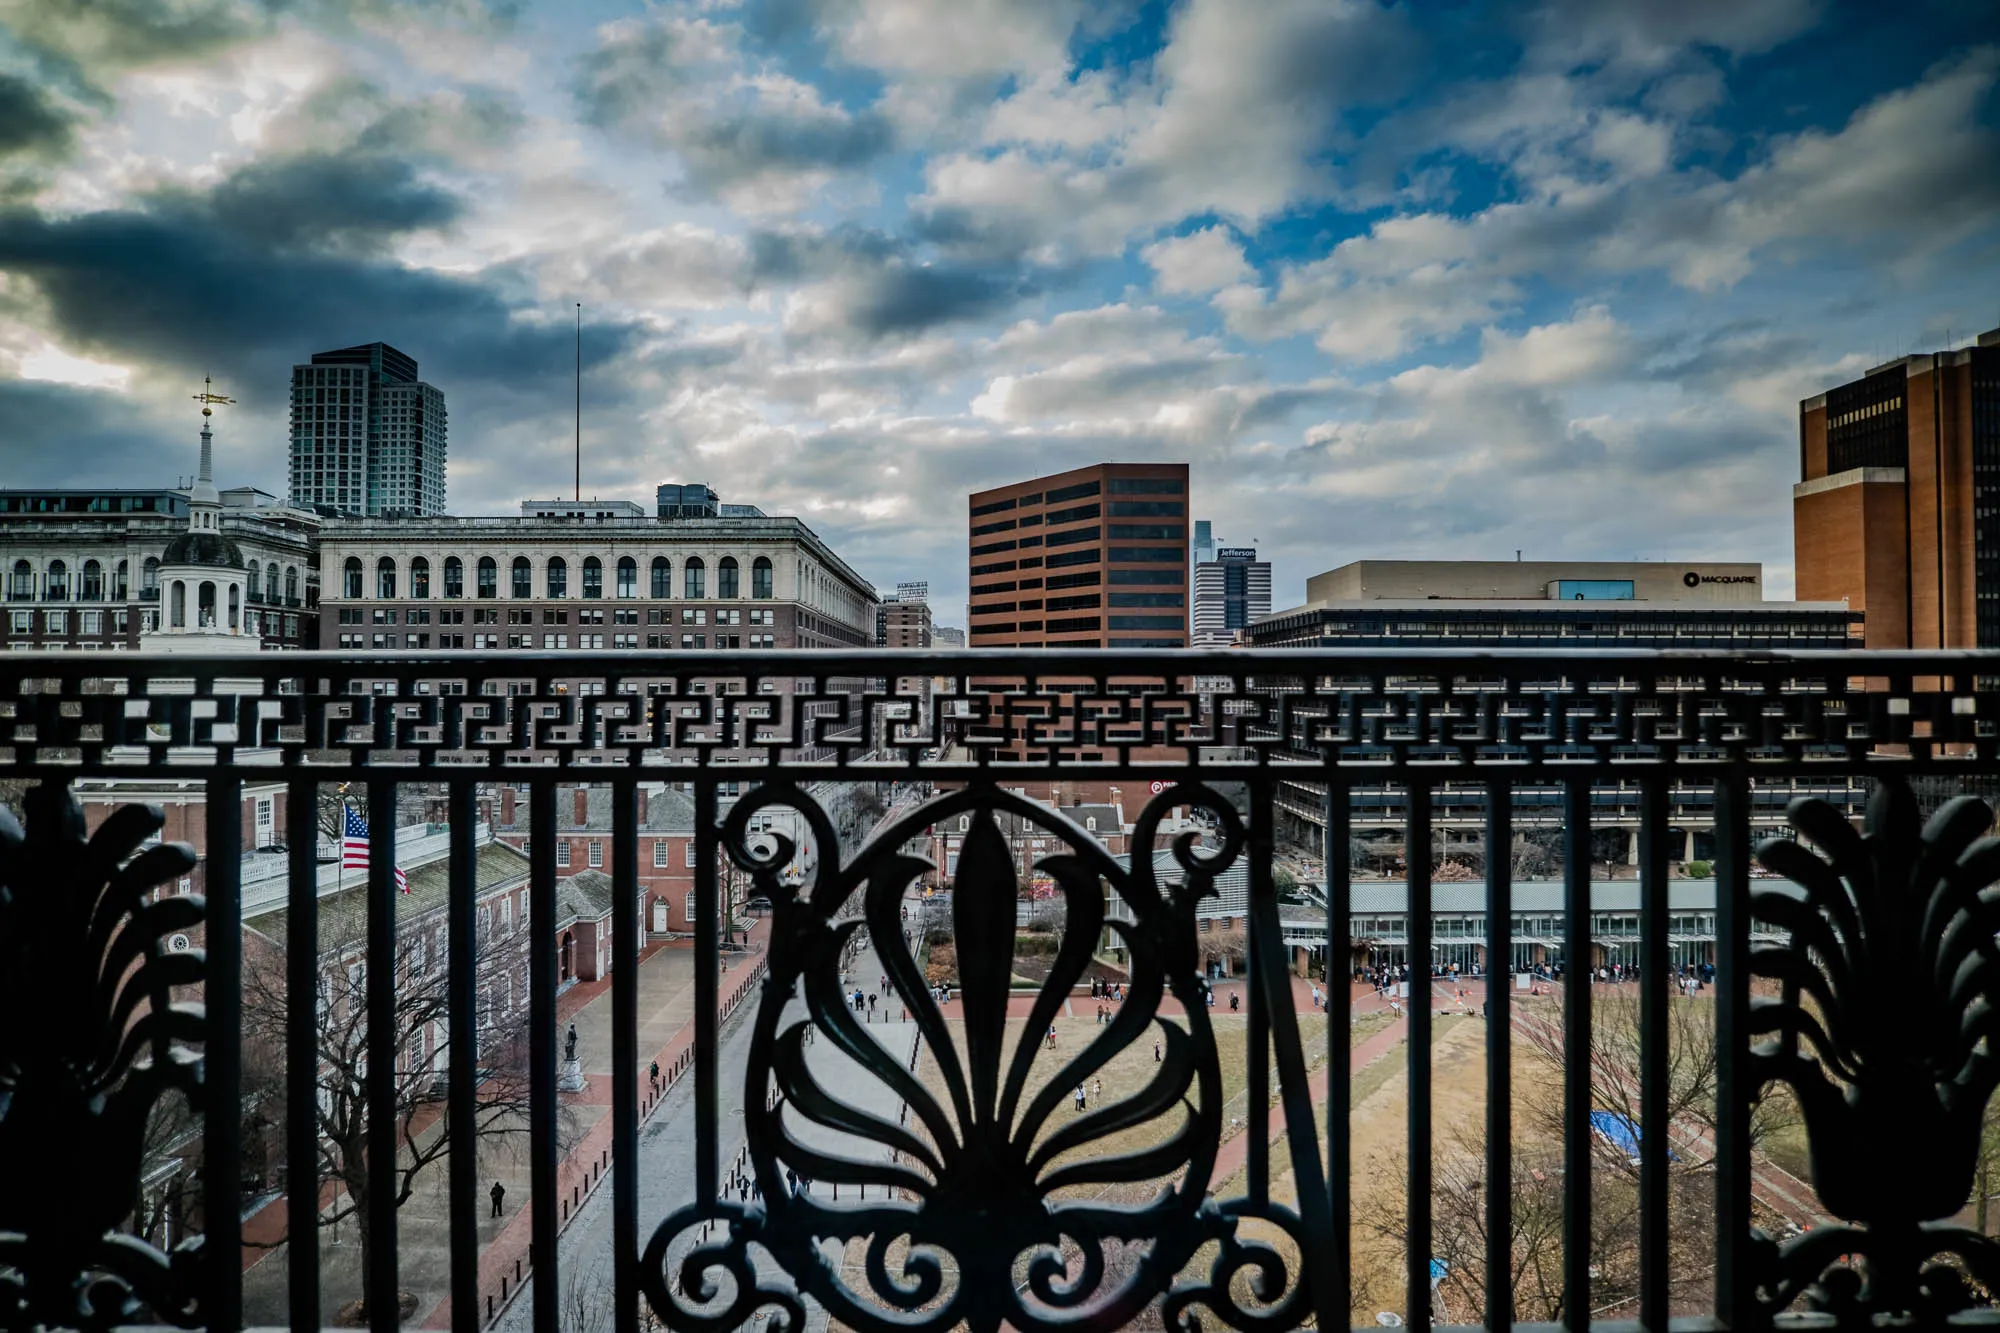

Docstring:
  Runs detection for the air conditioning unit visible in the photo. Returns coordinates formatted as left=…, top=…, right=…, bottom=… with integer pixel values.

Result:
left=168, top=934, right=192, bottom=953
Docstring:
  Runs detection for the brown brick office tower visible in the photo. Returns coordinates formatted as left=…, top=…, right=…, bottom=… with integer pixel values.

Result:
left=967, top=463, right=1191, bottom=648
left=1795, top=329, right=2000, bottom=648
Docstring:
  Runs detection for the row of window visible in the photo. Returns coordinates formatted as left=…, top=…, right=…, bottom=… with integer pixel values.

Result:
left=340, top=554, right=775, bottom=600
left=335, top=632, right=778, bottom=650
left=8, top=557, right=309, bottom=604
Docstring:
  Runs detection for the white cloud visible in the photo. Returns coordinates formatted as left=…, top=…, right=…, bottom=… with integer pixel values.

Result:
left=1142, top=227, right=1252, bottom=295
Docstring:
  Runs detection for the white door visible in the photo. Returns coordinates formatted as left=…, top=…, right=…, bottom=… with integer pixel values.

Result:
left=651, top=901, right=668, bottom=932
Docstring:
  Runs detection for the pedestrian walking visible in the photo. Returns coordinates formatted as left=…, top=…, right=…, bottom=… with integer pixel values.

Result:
left=1092, top=1077, right=1101, bottom=1100
left=1047, top=1023, right=1057, bottom=1049
left=1154, top=1038, right=1162, bottom=1062
left=490, top=1180, right=505, bottom=1218
left=650, top=1059, right=660, bottom=1092
left=1229, top=991, right=1239, bottom=1012
left=1075, top=1084, right=1086, bottom=1112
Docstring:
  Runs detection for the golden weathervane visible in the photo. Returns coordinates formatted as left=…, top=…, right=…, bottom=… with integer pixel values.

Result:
left=192, top=376, right=235, bottom=418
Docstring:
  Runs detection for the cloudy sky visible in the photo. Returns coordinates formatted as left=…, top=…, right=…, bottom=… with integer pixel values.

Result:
left=1, top=0, right=1996, bottom=622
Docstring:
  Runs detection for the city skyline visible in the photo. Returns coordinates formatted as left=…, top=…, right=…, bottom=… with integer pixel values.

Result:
left=1, top=3, right=1997, bottom=628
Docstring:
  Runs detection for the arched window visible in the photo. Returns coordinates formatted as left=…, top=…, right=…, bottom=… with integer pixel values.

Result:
left=582, top=556, right=602, bottom=599
left=284, top=565, right=298, bottom=602
left=170, top=580, right=186, bottom=628
left=650, top=557, right=671, bottom=599
left=683, top=557, right=705, bottom=599
left=752, top=557, right=773, bottom=599
left=343, top=557, right=363, bottom=599
left=198, top=581, right=216, bottom=628
left=46, top=560, right=68, bottom=600
left=411, top=556, right=430, bottom=599
left=265, top=564, right=278, bottom=601
left=81, top=560, right=103, bottom=601
left=377, top=557, right=397, bottom=599
left=717, top=556, right=739, bottom=600
left=547, top=556, right=568, bottom=599
left=443, top=558, right=462, bottom=599
left=142, top=558, right=161, bottom=597
left=477, top=557, right=497, bottom=598
left=115, top=560, right=130, bottom=600
left=10, top=559, right=31, bottom=600
left=244, top=560, right=259, bottom=602
left=512, top=557, right=532, bottom=599
left=228, top=583, right=240, bottom=630
left=616, top=556, right=637, bottom=598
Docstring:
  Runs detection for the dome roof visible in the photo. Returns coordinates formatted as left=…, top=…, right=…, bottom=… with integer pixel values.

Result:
left=161, top=530, right=245, bottom=570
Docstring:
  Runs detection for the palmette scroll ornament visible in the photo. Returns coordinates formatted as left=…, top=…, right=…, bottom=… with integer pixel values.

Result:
left=642, top=782, right=1321, bottom=1332
left=0, top=783, right=206, bottom=1330
left=1750, top=778, right=2000, bottom=1318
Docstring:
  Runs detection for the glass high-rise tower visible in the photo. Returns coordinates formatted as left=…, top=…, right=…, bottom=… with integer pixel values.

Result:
left=288, top=342, right=446, bottom=516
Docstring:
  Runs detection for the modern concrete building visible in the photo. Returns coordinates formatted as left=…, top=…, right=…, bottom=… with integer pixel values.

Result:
left=967, top=463, right=1189, bottom=648
left=1192, top=544, right=1271, bottom=646
left=932, top=625, right=966, bottom=648
left=1794, top=326, right=2000, bottom=648
left=288, top=342, right=447, bottom=517
left=877, top=594, right=933, bottom=648
left=1246, top=559, right=1856, bottom=649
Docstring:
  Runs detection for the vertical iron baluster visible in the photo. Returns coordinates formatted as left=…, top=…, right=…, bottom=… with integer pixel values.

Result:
left=365, top=778, right=398, bottom=1333
left=285, top=780, right=320, bottom=1332
left=1562, top=775, right=1593, bottom=1333
left=530, top=779, right=559, bottom=1333
left=695, top=779, right=719, bottom=1206
left=613, top=780, right=640, bottom=1333
left=206, top=775, right=244, bottom=1333
left=1484, top=779, right=1514, bottom=1332
left=1639, top=776, right=1670, bottom=1332
left=447, top=782, right=478, bottom=1333
left=1406, top=779, right=1432, bottom=1333
left=1712, top=771, right=1752, bottom=1327
left=1248, top=779, right=1270, bottom=1211
left=1249, top=779, right=1341, bottom=1331
left=1324, top=778, right=1352, bottom=1326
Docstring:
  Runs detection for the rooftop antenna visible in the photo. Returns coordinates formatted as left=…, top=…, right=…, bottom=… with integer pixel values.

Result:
left=574, top=302, right=582, bottom=502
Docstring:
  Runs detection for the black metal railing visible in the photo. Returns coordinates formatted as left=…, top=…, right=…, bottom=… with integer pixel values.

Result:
left=2, top=647, right=2000, bottom=1332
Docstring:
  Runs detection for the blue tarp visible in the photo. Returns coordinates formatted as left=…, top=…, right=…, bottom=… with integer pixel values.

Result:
left=1590, top=1110, right=1677, bottom=1161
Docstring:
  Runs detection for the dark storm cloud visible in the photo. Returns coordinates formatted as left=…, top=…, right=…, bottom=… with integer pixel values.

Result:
left=0, top=72, right=74, bottom=158
left=0, top=201, right=635, bottom=408
left=742, top=224, right=1039, bottom=338
left=198, top=153, right=463, bottom=253
left=679, top=106, right=892, bottom=188
left=3, top=0, right=262, bottom=103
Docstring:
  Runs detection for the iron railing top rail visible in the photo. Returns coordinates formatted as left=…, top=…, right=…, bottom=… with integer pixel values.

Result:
left=3, top=645, right=1999, bottom=781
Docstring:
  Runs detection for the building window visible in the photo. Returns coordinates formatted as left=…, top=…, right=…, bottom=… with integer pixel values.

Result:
left=46, top=609, right=66, bottom=634
left=651, top=556, right=671, bottom=598
left=343, top=557, right=363, bottom=598
left=653, top=841, right=668, bottom=868
left=46, top=560, right=67, bottom=600
left=444, top=557, right=463, bottom=598
left=547, top=556, right=568, bottom=598
left=684, top=557, right=705, bottom=599
left=752, top=557, right=773, bottom=599
left=477, top=557, right=497, bottom=598
left=377, top=557, right=397, bottom=599
left=9, top=559, right=31, bottom=600
left=115, top=559, right=130, bottom=599
left=81, top=610, right=101, bottom=636
left=411, top=557, right=430, bottom=599
left=617, top=556, right=637, bottom=598
left=686, top=842, right=696, bottom=869
left=81, top=560, right=103, bottom=601
left=717, top=557, right=739, bottom=599
left=557, top=841, right=571, bottom=867
left=588, top=840, right=603, bottom=868
left=512, top=556, right=532, bottom=598
left=583, top=556, right=602, bottom=599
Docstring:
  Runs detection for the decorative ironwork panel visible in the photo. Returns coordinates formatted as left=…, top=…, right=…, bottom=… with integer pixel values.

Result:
left=0, top=782, right=205, bottom=1330
left=1751, top=778, right=2000, bottom=1319
left=642, top=782, right=1326, bottom=1332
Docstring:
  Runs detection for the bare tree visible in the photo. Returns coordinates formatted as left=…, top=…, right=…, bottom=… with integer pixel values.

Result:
left=241, top=915, right=543, bottom=1319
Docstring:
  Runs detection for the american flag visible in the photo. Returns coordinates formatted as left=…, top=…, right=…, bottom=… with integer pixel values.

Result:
left=341, top=805, right=409, bottom=892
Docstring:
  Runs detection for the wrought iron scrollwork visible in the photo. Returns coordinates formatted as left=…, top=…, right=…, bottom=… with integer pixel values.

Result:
left=0, top=782, right=206, bottom=1330
left=642, top=781, right=1324, bottom=1331
left=1751, top=777, right=2000, bottom=1317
